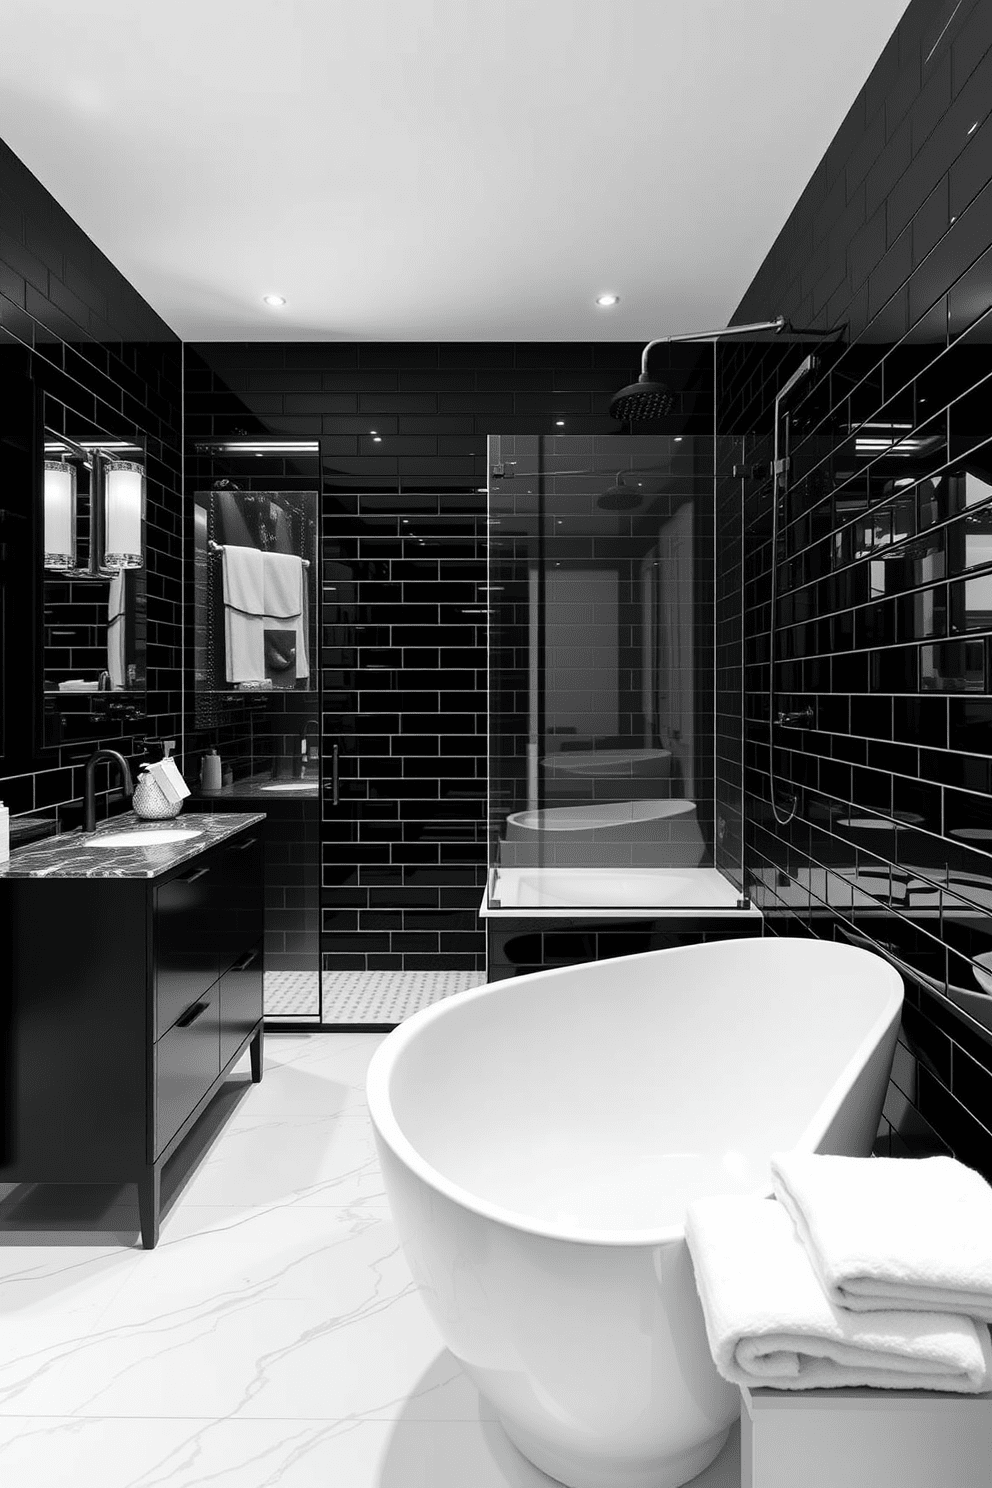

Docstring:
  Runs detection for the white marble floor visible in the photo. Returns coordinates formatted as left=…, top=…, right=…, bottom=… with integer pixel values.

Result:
left=0, top=1033, right=740, bottom=1488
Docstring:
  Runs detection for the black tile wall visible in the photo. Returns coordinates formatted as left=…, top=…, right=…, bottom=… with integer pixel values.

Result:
left=721, top=0, right=992, bottom=1179
left=0, top=140, right=182, bottom=827
left=185, top=344, right=646, bottom=974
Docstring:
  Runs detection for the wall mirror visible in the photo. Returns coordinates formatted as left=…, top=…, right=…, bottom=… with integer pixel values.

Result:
left=192, top=486, right=318, bottom=697
left=41, top=397, right=147, bottom=746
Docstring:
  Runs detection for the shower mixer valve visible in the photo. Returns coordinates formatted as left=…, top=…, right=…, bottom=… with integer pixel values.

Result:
left=776, top=707, right=814, bottom=728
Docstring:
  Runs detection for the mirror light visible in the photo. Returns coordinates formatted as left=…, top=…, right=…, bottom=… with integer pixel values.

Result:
left=103, top=461, right=145, bottom=570
left=43, top=460, right=77, bottom=570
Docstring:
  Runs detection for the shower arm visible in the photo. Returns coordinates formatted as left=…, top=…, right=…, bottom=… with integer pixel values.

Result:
left=768, top=354, right=817, bottom=827
left=638, top=316, right=786, bottom=377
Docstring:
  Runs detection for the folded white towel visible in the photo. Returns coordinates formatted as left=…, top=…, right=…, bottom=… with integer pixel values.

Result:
left=684, top=1196, right=992, bottom=1393
left=771, top=1153, right=992, bottom=1323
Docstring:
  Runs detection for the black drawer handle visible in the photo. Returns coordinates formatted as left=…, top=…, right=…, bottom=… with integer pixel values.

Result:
left=233, top=948, right=261, bottom=972
left=230, top=836, right=258, bottom=851
left=181, top=865, right=210, bottom=883
left=175, top=999, right=209, bottom=1029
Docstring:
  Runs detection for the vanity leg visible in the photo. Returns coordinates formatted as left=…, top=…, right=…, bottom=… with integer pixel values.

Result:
left=250, top=1022, right=264, bottom=1083
left=138, top=1165, right=161, bottom=1250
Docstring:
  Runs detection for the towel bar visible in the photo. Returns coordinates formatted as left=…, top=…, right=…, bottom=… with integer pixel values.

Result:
left=208, top=538, right=309, bottom=568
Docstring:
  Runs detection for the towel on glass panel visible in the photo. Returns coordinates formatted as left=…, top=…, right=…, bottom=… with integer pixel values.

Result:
left=222, top=545, right=309, bottom=685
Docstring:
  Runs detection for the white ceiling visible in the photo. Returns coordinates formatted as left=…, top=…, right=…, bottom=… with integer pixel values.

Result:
left=0, top=0, right=909, bottom=342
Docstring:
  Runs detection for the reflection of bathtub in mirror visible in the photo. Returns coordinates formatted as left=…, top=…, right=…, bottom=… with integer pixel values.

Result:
left=542, top=747, right=671, bottom=779
left=542, top=747, right=673, bottom=801
left=501, top=798, right=706, bottom=869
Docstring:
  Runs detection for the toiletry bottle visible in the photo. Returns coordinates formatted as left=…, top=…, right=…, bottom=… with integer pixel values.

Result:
left=0, top=800, right=9, bottom=864
left=201, top=749, right=223, bottom=792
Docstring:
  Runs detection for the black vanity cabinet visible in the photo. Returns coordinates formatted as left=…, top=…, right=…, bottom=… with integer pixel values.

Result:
left=0, top=821, right=264, bottom=1248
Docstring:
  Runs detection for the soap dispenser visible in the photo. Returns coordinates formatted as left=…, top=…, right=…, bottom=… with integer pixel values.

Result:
left=200, top=748, right=223, bottom=792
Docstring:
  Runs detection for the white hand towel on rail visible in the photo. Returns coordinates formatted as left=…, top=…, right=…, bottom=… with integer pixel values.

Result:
left=221, top=544, right=266, bottom=683
left=684, top=1195, right=992, bottom=1392
left=260, top=552, right=309, bottom=680
left=771, top=1153, right=992, bottom=1322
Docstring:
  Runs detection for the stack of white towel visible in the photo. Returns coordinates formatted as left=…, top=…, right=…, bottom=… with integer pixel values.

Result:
left=685, top=1154, right=992, bottom=1393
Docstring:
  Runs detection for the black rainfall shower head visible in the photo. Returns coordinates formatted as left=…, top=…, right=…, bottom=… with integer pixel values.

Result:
left=609, top=377, right=675, bottom=422
left=597, top=473, right=643, bottom=510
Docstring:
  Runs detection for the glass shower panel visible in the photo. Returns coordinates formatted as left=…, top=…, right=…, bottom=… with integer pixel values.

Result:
left=487, top=434, right=746, bottom=913
left=187, top=464, right=322, bottom=1024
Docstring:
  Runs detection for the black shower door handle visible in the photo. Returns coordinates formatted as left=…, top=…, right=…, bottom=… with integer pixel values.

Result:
left=332, top=743, right=340, bottom=806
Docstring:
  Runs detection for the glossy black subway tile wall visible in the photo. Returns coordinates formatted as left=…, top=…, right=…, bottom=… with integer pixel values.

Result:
left=722, top=0, right=992, bottom=1179
left=185, top=343, right=643, bottom=973
left=0, top=140, right=182, bottom=826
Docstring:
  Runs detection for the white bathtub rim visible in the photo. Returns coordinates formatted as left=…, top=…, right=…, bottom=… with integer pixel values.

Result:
left=507, top=799, right=699, bottom=833
left=366, top=938, right=904, bottom=1250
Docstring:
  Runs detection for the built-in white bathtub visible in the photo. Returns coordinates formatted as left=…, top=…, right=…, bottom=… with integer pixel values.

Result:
left=488, top=864, right=748, bottom=912
left=367, top=938, right=903, bottom=1488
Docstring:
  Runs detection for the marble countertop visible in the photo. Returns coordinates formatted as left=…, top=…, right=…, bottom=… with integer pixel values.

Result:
left=191, top=772, right=320, bottom=802
left=0, top=811, right=266, bottom=880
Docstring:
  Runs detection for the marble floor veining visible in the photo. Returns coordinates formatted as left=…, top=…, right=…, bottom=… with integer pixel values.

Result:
left=0, top=1033, right=740, bottom=1488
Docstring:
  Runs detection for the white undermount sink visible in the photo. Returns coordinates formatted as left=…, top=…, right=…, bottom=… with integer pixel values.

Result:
left=94, top=828, right=204, bottom=847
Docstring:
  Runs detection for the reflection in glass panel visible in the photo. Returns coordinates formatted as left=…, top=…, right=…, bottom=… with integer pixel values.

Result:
left=487, top=435, right=747, bottom=915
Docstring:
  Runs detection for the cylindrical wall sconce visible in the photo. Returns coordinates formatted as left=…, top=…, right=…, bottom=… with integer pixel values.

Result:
left=103, top=460, right=145, bottom=570
left=43, top=459, right=77, bottom=570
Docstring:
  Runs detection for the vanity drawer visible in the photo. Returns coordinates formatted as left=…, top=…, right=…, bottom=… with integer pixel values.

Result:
left=219, top=939, right=263, bottom=1069
left=154, top=860, right=220, bottom=1038
left=155, top=983, right=220, bottom=1156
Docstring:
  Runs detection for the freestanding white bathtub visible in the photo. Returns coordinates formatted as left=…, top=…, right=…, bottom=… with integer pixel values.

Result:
left=367, top=938, right=903, bottom=1488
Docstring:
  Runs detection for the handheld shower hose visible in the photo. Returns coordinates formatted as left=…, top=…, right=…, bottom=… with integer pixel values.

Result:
left=768, top=355, right=817, bottom=826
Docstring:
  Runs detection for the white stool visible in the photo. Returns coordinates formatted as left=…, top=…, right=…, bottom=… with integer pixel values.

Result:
left=740, top=1385, right=992, bottom=1488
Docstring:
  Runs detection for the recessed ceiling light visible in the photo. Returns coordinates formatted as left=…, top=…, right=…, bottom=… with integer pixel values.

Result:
left=262, top=294, right=286, bottom=307
left=555, top=420, right=565, bottom=427
left=595, top=294, right=619, bottom=307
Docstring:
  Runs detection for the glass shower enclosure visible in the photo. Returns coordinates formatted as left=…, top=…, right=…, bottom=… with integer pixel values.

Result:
left=486, top=434, right=747, bottom=914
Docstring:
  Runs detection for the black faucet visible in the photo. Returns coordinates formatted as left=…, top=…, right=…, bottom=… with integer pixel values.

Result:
left=83, top=748, right=134, bottom=833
